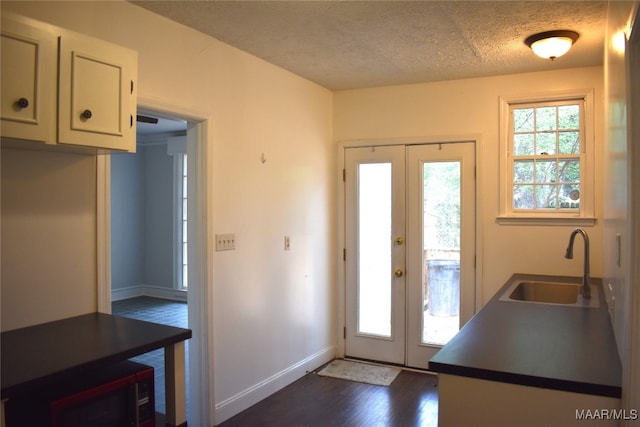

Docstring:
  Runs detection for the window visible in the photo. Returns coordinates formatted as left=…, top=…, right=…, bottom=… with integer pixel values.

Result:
left=168, top=135, right=188, bottom=290
left=499, top=90, right=595, bottom=225
left=179, top=153, right=188, bottom=289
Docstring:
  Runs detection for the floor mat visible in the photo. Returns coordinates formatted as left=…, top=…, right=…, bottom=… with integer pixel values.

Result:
left=317, top=359, right=401, bottom=386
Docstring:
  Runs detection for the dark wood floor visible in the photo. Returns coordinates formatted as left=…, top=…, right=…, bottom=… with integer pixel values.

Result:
left=217, top=364, right=439, bottom=426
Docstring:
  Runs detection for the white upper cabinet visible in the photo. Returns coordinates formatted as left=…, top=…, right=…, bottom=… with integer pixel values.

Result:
left=0, top=14, right=138, bottom=152
left=1, top=16, right=57, bottom=143
left=58, top=30, right=137, bottom=152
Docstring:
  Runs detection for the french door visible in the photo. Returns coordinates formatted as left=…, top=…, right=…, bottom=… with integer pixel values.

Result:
left=344, top=142, right=476, bottom=369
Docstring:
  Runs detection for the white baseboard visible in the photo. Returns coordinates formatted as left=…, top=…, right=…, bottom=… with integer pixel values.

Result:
left=213, top=346, right=336, bottom=425
left=111, top=284, right=188, bottom=302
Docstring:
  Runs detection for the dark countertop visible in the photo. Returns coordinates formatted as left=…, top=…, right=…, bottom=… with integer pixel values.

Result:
left=1, top=312, right=192, bottom=398
left=429, top=273, right=622, bottom=398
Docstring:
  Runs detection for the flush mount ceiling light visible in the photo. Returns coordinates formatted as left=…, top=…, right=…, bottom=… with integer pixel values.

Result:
left=525, top=30, right=579, bottom=60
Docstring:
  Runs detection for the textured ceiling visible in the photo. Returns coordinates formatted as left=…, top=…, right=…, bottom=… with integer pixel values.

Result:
left=131, top=0, right=608, bottom=90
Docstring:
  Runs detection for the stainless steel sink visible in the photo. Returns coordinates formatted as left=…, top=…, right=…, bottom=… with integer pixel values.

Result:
left=499, top=280, right=600, bottom=308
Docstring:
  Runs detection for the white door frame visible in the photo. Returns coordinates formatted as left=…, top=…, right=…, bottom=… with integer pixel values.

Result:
left=96, top=96, right=214, bottom=427
left=336, top=135, right=484, bottom=362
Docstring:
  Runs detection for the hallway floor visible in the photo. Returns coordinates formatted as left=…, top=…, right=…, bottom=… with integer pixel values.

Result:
left=111, top=296, right=189, bottom=416
left=218, top=363, right=439, bottom=426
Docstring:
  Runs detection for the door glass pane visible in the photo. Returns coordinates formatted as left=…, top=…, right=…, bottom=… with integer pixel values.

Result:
left=358, top=163, right=392, bottom=337
left=422, top=162, right=460, bottom=345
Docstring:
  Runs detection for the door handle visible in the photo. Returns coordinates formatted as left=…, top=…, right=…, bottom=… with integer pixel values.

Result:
left=395, top=236, right=404, bottom=245
left=394, top=269, right=404, bottom=278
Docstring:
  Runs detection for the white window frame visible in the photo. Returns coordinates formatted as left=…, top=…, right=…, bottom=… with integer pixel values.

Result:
left=498, top=89, right=596, bottom=226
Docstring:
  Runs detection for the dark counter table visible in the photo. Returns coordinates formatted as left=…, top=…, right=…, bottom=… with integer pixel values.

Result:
left=1, top=312, right=192, bottom=426
left=429, top=273, right=622, bottom=398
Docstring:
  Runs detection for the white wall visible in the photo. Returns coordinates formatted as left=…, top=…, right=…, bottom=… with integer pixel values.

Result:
left=603, top=0, right=631, bottom=363
left=334, top=67, right=605, bottom=304
left=603, top=0, right=639, bottom=419
left=141, top=144, right=174, bottom=289
left=111, top=141, right=181, bottom=295
left=1, top=1, right=335, bottom=424
left=111, top=152, right=144, bottom=291
left=1, top=147, right=97, bottom=330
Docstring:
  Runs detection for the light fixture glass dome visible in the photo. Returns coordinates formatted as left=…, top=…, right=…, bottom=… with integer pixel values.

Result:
left=525, top=30, right=579, bottom=60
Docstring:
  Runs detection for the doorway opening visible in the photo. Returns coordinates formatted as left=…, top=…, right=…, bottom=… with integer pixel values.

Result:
left=103, top=105, right=210, bottom=426
left=111, top=109, right=188, bottom=301
left=110, top=109, right=189, bottom=416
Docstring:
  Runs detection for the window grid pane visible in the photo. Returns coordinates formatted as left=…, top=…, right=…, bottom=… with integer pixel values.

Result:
left=511, top=102, right=582, bottom=212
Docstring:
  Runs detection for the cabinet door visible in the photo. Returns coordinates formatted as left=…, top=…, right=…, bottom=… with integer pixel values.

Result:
left=1, top=16, right=57, bottom=142
left=58, top=31, right=137, bottom=152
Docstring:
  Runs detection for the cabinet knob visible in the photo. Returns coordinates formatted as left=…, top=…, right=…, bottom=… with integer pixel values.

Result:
left=81, top=109, right=93, bottom=119
left=16, top=98, right=29, bottom=109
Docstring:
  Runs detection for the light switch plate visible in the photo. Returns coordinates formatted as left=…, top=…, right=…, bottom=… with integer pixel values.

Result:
left=216, top=233, right=236, bottom=251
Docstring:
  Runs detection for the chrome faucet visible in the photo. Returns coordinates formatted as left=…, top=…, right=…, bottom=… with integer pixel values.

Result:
left=564, top=228, right=591, bottom=299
